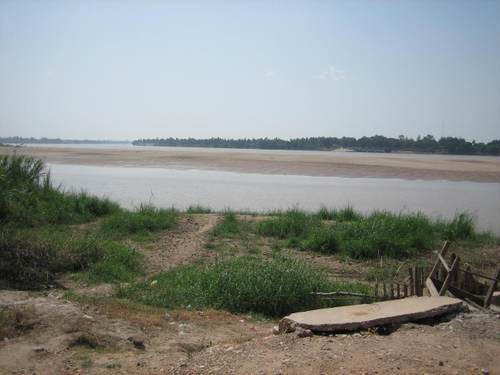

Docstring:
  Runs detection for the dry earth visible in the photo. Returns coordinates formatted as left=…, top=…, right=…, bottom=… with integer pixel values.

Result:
left=1, top=215, right=499, bottom=374
left=2, top=146, right=500, bottom=182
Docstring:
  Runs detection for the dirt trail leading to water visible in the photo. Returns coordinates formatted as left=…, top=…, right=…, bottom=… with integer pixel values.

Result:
left=138, top=214, right=219, bottom=276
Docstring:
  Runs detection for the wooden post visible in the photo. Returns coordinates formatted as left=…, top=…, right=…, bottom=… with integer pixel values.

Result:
left=383, top=282, right=387, bottom=300
left=484, top=267, right=500, bottom=308
left=409, top=268, right=414, bottom=296
left=415, top=267, right=421, bottom=296
left=375, top=283, right=379, bottom=300
left=390, top=284, right=394, bottom=299
left=403, top=284, right=408, bottom=297
left=397, top=283, right=401, bottom=298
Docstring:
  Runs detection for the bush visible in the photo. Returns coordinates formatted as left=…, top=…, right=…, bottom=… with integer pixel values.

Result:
left=100, top=205, right=177, bottom=238
left=119, top=256, right=369, bottom=317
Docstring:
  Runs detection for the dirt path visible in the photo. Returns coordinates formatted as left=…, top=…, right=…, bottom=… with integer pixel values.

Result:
left=139, top=214, right=219, bottom=276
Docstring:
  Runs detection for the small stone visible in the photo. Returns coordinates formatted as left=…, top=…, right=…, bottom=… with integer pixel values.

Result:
left=438, top=361, right=444, bottom=366
left=150, top=280, right=158, bottom=286
left=481, top=369, right=489, bottom=375
left=164, top=312, right=173, bottom=321
left=272, top=326, right=280, bottom=335
left=296, top=327, right=313, bottom=338
left=128, top=336, right=146, bottom=350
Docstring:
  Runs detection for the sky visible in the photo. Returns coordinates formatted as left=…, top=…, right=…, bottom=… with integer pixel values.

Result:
left=0, top=1, right=499, bottom=142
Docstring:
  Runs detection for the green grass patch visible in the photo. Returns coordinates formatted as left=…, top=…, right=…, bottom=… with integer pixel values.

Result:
left=256, top=208, right=485, bottom=260
left=84, top=242, right=142, bottom=283
left=119, top=255, right=370, bottom=317
left=0, top=154, right=119, bottom=226
left=99, top=204, right=177, bottom=239
left=186, top=205, right=212, bottom=214
left=211, top=212, right=241, bottom=237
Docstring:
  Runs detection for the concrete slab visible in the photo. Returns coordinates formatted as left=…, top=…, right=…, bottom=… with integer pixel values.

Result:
left=279, top=296, right=464, bottom=333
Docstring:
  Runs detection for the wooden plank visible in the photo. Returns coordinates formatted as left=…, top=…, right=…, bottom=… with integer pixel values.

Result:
left=428, top=241, right=451, bottom=280
left=437, top=254, right=451, bottom=272
left=439, top=254, right=459, bottom=296
left=484, top=267, right=500, bottom=307
left=426, top=278, right=440, bottom=297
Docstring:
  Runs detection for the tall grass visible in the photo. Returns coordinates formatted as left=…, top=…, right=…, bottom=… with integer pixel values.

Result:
left=99, top=204, right=177, bottom=239
left=0, top=154, right=119, bottom=226
left=119, top=255, right=370, bottom=317
left=257, top=207, right=480, bottom=259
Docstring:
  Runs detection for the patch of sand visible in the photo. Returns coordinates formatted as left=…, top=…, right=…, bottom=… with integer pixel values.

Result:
left=2, top=146, right=500, bottom=182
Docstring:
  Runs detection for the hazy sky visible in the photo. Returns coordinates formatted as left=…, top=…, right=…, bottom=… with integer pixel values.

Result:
left=1, top=1, right=499, bottom=141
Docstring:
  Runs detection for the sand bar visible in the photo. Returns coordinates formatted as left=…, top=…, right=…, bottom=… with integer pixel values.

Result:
left=1, top=145, right=500, bottom=182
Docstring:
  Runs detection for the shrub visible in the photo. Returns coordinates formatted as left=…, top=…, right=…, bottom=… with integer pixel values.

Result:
left=119, top=255, right=370, bottom=317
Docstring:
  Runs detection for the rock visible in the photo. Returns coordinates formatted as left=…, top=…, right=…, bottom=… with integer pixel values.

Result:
left=164, top=312, right=173, bottom=321
left=295, top=327, right=313, bottom=338
left=438, top=361, right=444, bottom=366
left=279, top=297, right=464, bottom=333
left=128, top=336, right=146, bottom=350
left=481, top=369, right=489, bottom=375
left=272, top=326, right=280, bottom=335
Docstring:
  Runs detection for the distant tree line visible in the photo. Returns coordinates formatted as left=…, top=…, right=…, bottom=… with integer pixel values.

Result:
left=0, top=136, right=129, bottom=144
left=132, top=135, right=500, bottom=155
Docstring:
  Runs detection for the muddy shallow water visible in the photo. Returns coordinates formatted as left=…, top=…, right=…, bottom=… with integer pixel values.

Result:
left=48, top=163, right=500, bottom=234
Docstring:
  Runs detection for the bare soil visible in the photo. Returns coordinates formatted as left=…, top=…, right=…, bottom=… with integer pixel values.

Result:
left=1, top=215, right=499, bottom=374
left=1, top=290, right=498, bottom=375
left=3, top=146, right=500, bottom=182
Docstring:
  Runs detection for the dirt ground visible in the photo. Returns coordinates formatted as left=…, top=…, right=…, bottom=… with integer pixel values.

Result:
left=2, top=145, right=500, bottom=182
left=1, top=215, right=499, bottom=375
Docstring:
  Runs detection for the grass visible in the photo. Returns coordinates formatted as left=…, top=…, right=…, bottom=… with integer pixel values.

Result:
left=0, top=227, right=142, bottom=287
left=0, top=154, right=119, bottom=226
left=99, top=204, right=177, bottom=240
left=210, top=211, right=241, bottom=237
left=257, top=207, right=485, bottom=259
left=186, top=205, right=212, bottom=214
left=119, top=255, right=370, bottom=317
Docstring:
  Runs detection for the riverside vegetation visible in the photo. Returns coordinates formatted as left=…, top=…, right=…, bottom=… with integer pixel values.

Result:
left=1, top=154, right=498, bottom=317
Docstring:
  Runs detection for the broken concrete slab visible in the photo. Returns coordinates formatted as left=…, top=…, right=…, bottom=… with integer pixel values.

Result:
left=279, top=296, right=464, bottom=333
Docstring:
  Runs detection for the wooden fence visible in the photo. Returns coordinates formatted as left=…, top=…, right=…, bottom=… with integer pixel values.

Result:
left=426, top=241, right=500, bottom=308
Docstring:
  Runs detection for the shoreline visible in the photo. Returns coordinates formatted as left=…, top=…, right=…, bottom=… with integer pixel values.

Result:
left=2, top=145, right=500, bottom=183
